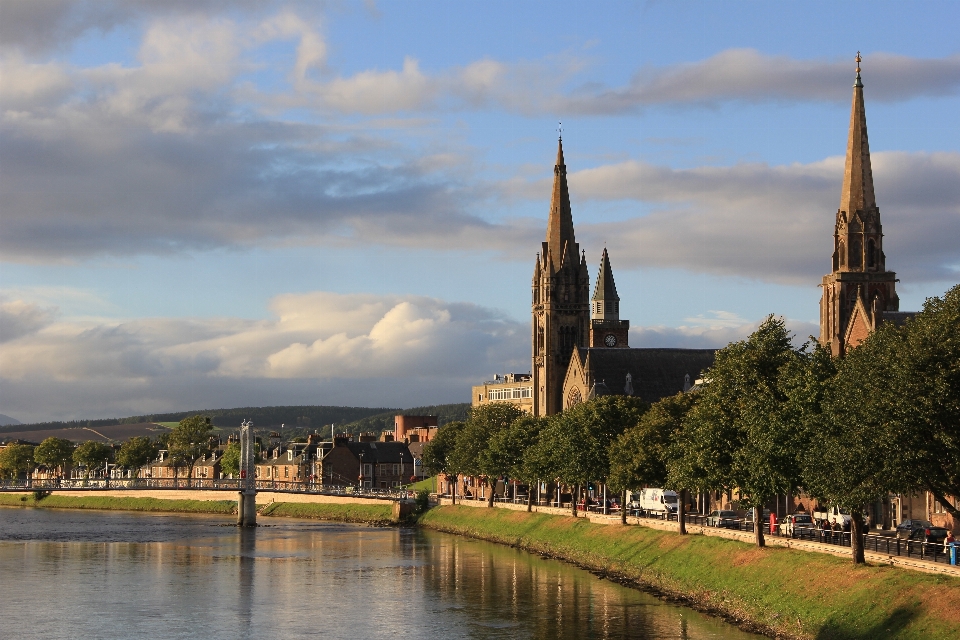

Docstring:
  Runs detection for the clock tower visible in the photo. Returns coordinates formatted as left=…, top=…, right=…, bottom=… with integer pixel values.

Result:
left=588, top=248, right=629, bottom=348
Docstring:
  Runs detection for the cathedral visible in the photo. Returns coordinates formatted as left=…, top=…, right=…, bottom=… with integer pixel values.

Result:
left=819, top=54, right=915, bottom=355
left=530, top=140, right=715, bottom=417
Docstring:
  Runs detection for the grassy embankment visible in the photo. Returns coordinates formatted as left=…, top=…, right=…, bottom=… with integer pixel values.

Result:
left=0, top=492, right=397, bottom=525
left=420, top=505, right=960, bottom=640
left=407, top=475, right=437, bottom=493
left=0, top=492, right=235, bottom=514
left=259, top=502, right=394, bottom=525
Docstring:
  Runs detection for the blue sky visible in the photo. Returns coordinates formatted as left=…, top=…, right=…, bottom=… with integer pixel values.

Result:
left=1, top=0, right=958, bottom=422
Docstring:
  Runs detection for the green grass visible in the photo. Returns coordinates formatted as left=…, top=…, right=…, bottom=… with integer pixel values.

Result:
left=419, top=505, right=960, bottom=640
left=154, top=422, right=180, bottom=428
left=259, top=501, right=394, bottom=524
left=407, top=475, right=437, bottom=493
left=0, top=492, right=236, bottom=514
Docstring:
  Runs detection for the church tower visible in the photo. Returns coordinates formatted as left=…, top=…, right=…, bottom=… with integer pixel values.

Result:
left=820, top=54, right=900, bottom=356
left=588, top=248, right=630, bottom=348
left=532, top=138, right=591, bottom=416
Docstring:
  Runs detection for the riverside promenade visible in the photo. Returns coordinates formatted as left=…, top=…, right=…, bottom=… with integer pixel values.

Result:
left=437, top=496, right=960, bottom=578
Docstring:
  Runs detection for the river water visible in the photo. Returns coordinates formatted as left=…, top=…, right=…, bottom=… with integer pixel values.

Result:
left=0, top=508, right=756, bottom=639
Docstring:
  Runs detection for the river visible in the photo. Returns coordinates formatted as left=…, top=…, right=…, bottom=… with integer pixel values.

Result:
left=0, top=508, right=757, bottom=639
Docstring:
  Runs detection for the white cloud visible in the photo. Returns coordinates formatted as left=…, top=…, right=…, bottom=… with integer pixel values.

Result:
left=632, top=316, right=820, bottom=349
left=0, top=291, right=527, bottom=421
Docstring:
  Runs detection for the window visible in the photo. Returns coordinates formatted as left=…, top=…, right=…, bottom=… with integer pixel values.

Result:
left=488, top=386, right=532, bottom=401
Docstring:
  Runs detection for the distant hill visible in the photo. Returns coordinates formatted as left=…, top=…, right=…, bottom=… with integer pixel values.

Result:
left=0, top=414, right=22, bottom=427
left=0, top=405, right=395, bottom=436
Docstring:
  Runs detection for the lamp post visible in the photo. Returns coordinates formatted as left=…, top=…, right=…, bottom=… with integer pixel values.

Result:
left=359, top=451, right=365, bottom=491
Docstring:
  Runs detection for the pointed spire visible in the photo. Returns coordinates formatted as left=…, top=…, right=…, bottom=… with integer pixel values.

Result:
left=533, top=252, right=542, bottom=283
left=592, top=248, right=619, bottom=303
left=545, top=137, right=576, bottom=268
left=840, top=51, right=877, bottom=215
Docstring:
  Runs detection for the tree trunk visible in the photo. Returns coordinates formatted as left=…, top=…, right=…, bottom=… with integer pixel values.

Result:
left=850, top=509, right=866, bottom=564
left=679, top=488, right=688, bottom=535
left=451, top=475, right=456, bottom=505
left=754, top=505, right=766, bottom=548
left=572, top=485, right=579, bottom=517
left=928, top=485, right=960, bottom=519
left=487, top=478, right=495, bottom=507
left=621, top=490, right=627, bottom=525
left=527, top=483, right=533, bottom=512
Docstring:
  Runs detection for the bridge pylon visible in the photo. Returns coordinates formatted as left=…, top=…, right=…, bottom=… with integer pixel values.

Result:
left=237, top=420, right=257, bottom=527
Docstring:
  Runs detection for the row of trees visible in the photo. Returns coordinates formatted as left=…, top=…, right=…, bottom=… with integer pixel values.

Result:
left=0, top=415, right=220, bottom=480
left=422, top=284, right=959, bottom=564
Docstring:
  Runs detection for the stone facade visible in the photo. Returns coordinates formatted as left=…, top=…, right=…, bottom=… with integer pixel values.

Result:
left=471, top=373, right=534, bottom=414
left=531, top=139, right=590, bottom=416
left=819, top=58, right=902, bottom=356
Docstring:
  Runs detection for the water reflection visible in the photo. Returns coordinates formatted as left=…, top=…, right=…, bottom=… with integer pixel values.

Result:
left=0, top=508, right=755, bottom=639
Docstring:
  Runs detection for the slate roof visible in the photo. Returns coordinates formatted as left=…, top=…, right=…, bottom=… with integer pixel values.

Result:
left=341, top=440, right=412, bottom=464
left=881, top=311, right=918, bottom=326
left=578, top=347, right=716, bottom=403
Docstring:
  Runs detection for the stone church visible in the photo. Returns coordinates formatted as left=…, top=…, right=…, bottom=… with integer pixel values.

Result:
left=819, top=54, right=916, bottom=355
left=531, top=140, right=715, bottom=417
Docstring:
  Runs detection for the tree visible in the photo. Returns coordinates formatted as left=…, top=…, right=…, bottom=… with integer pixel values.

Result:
left=450, top=403, right=526, bottom=507
left=168, top=415, right=214, bottom=482
left=486, top=415, right=548, bottom=511
left=421, top=421, right=465, bottom=502
left=803, top=332, right=894, bottom=564
left=612, top=393, right=695, bottom=529
left=880, top=285, right=960, bottom=516
left=220, top=441, right=241, bottom=477
left=34, top=437, right=75, bottom=479
left=0, top=443, right=35, bottom=479
left=530, top=395, right=648, bottom=516
left=116, top=436, right=157, bottom=473
left=72, top=441, right=113, bottom=478
left=669, top=317, right=805, bottom=547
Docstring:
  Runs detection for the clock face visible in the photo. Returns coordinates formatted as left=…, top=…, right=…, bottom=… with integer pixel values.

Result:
left=604, top=334, right=618, bottom=347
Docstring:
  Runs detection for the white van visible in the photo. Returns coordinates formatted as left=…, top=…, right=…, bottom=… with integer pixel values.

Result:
left=628, top=488, right=679, bottom=515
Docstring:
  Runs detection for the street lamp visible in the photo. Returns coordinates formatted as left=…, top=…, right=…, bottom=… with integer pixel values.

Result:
left=359, top=451, right=365, bottom=490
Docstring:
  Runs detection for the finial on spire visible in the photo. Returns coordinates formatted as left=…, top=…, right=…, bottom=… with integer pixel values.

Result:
left=558, top=120, right=562, bottom=141
left=854, top=51, right=863, bottom=88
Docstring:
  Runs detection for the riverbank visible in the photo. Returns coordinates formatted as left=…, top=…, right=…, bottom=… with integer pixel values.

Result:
left=419, top=505, right=960, bottom=640
left=0, top=492, right=397, bottom=525
left=260, top=501, right=395, bottom=525
left=0, top=492, right=236, bottom=514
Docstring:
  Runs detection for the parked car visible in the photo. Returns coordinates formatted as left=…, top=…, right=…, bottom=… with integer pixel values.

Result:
left=895, top=519, right=935, bottom=540
left=779, top=513, right=815, bottom=536
left=707, top=510, right=739, bottom=528
left=906, top=525, right=948, bottom=545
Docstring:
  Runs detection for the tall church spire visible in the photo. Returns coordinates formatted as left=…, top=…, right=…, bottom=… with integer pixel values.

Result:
left=840, top=52, right=877, bottom=216
left=591, top=247, right=620, bottom=321
left=820, top=53, right=899, bottom=357
left=545, top=137, right=575, bottom=269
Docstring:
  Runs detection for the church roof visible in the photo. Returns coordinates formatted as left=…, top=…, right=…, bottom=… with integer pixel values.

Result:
left=578, top=347, right=716, bottom=404
left=840, top=53, right=877, bottom=215
left=545, top=138, right=575, bottom=269
left=591, top=247, right=619, bottom=302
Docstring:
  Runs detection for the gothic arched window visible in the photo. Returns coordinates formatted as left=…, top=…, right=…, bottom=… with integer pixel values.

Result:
left=566, top=387, right=582, bottom=409
left=867, top=239, right=876, bottom=269
left=839, top=240, right=846, bottom=268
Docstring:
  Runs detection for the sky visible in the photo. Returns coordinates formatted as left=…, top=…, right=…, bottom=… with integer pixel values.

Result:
left=1, top=0, right=958, bottom=423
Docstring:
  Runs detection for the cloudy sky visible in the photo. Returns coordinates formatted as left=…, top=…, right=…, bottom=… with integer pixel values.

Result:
left=1, top=0, right=958, bottom=422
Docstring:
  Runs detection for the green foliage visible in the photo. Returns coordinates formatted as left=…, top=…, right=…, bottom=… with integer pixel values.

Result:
left=879, top=285, right=960, bottom=511
left=669, top=317, right=804, bottom=510
left=335, top=403, right=471, bottom=437
left=530, top=396, right=648, bottom=487
left=450, top=403, right=526, bottom=480
left=116, top=436, right=157, bottom=470
left=485, top=414, right=548, bottom=484
left=168, top=415, right=214, bottom=465
left=33, top=437, right=75, bottom=476
left=610, top=392, right=694, bottom=493
left=72, top=441, right=113, bottom=474
left=414, top=489, right=431, bottom=515
left=421, top=421, right=465, bottom=476
left=0, top=443, right=35, bottom=478
left=219, top=441, right=241, bottom=476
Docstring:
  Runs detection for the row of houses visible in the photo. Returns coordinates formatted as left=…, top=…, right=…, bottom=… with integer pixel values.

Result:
left=3, top=415, right=439, bottom=490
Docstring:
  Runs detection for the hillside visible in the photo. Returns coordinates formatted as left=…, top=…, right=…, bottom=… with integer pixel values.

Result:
left=335, top=403, right=471, bottom=436
left=0, top=405, right=395, bottom=436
